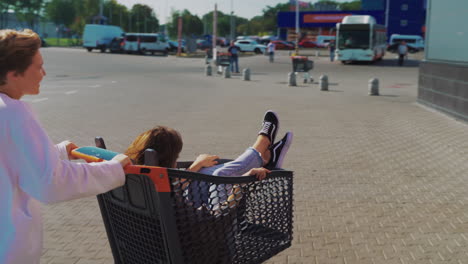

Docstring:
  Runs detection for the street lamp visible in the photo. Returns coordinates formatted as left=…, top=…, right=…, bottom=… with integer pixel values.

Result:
left=230, top=0, right=235, bottom=41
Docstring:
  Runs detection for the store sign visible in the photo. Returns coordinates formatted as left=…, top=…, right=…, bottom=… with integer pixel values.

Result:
left=303, top=14, right=352, bottom=23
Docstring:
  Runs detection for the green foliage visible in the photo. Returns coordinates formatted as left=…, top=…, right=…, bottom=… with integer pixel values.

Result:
left=166, top=9, right=203, bottom=39
left=45, top=0, right=76, bottom=27
left=6, top=0, right=361, bottom=39
left=129, top=4, right=159, bottom=33
left=340, top=1, right=361, bottom=11
left=14, top=0, right=45, bottom=28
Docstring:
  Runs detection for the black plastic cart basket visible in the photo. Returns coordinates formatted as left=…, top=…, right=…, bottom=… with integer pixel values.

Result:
left=89, top=137, right=294, bottom=264
left=291, top=56, right=314, bottom=73
left=216, top=52, right=232, bottom=67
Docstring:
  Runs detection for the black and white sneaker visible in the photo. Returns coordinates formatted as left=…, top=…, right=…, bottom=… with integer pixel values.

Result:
left=258, top=110, right=279, bottom=145
left=266, top=132, right=293, bottom=169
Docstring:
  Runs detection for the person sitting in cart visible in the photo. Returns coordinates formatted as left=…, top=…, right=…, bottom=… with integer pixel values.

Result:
left=227, top=41, right=240, bottom=73
left=124, top=110, right=293, bottom=209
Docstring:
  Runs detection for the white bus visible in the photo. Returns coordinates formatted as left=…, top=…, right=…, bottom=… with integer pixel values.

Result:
left=335, top=15, right=387, bottom=63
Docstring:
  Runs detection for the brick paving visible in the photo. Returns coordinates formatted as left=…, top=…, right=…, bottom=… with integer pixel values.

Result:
left=37, top=49, right=468, bottom=264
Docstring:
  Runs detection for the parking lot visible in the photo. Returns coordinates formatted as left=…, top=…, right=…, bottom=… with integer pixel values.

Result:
left=37, top=48, right=468, bottom=264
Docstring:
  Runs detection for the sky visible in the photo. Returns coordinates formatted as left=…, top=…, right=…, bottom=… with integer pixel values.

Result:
left=117, top=0, right=349, bottom=24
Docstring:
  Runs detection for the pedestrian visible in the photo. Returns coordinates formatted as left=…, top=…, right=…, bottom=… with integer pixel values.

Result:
left=0, top=29, right=131, bottom=264
left=328, top=39, right=336, bottom=62
left=266, top=41, right=276, bottom=63
left=397, top=41, right=408, bottom=66
left=227, top=41, right=240, bottom=73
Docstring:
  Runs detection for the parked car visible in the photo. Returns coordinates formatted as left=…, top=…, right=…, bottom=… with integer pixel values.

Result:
left=82, top=24, right=124, bottom=52
left=40, top=37, right=47, bottom=47
left=388, top=34, right=424, bottom=52
left=123, top=33, right=169, bottom=55
left=109, top=37, right=124, bottom=53
left=234, top=39, right=266, bottom=54
left=197, top=39, right=212, bottom=50
left=271, top=40, right=295, bottom=50
left=386, top=43, right=419, bottom=54
left=316, top=35, right=336, bottom=47
left=299, top=40, right=324, bottom=48
left=168, top=40, right=185, bottom=53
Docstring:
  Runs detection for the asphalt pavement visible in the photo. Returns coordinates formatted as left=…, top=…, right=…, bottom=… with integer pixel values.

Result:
left=36, top=48, right=468, bottom=264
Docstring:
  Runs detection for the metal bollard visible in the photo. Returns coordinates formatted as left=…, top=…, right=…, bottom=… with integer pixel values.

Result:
left=242, top=68, right=251, bottom=81
left=223, top=66, right=231, bottom=78
left=288, top=72, right=297, bottom=86
left=320, top=75, right=329, bottom=91
left=369, top=78, right=379, bottom=96
left=205, top=64, right=212, bottom=76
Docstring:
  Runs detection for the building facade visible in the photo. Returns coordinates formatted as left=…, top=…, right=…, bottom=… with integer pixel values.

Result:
left=277, top=0, right=426, bottom=41
left=418, top=0, right=468, bottom=121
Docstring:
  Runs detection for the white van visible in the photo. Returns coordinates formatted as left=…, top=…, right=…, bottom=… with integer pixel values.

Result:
left=316, top=35, right=336, bottom=47
left=123, top=33, right=169, bottom=55
left=389, top=34, right=425, bottom=51
left=83, top=24, right=124, bottom=52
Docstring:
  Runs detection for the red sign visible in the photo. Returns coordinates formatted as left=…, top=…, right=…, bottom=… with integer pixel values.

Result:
left=303, top=14, right=352, bottom=23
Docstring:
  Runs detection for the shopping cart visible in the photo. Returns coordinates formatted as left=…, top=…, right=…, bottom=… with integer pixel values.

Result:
left=291, top=56, right=314, bottom=83
left=75, top=137, right=294, bottom=264
left=216, top=52, right=232, bottom=74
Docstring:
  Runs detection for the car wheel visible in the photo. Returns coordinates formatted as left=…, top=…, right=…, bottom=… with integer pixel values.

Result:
left=254, top=48, right=261, bottom=54
left=100, top=47, right=106, bottom=53
left=87, top=48, right=92, bottom=52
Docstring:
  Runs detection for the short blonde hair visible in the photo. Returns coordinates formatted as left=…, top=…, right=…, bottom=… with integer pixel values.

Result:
left=0, top=29, right=41, bottom=85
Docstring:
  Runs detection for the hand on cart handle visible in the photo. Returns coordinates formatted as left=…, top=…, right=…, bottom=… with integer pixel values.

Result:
left=70, top=147, right=132, bottom=169
left=63, top=140, right=79, bottom=160
left=112, top=154, right=132, bottom=169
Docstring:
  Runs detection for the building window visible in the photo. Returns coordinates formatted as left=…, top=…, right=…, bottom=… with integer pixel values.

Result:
left=401, top=4, right=408, bottom=11
left=400, top=20, right=408, bottom=26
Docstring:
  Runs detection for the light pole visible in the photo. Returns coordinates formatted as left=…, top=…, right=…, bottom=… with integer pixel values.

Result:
left=295, top=0, right=299, bottom=55
left=385, top=0, right=390, bottom=28
left=230, top=0, right=235, bottom=41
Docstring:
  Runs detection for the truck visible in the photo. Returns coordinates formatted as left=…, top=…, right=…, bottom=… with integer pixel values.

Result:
left=82, top=24, right=124, bottom=53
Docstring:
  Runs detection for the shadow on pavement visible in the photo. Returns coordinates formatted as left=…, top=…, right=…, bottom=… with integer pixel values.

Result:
left=346, top=59, right=420, bottom=68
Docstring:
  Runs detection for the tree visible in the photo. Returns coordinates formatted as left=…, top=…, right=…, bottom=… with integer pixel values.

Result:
left=103, top=0, right=129, bottom=29
left=14, top=0, right=45, bottom=29
left=340, top=1, right=361, bottom=11
left=130, top=4, right=159, bottom=33
left=45, top=0, right=76, bottom=28
left=0, top=0, right=16, bottom=28
left=167, top=10, right=203, bottom=39
left=200, top=11, right=250, bottom=38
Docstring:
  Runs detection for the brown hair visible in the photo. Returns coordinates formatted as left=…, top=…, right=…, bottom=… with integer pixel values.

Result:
left=125, top=126, right=183, bottom=168
left=0, top=29, right=41, bottom=85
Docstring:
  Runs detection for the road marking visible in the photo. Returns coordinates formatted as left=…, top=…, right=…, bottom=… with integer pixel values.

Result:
left=111, top=81, right=117, bottom=83
left=88, top=84, right=101, bottom=88
left=65, top=90, right=78, bottom=95
left=32, top=98, right=49, bottom=103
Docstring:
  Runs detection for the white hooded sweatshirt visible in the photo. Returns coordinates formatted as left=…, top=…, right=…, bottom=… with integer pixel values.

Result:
left=0, top=93, right=125, bottom=264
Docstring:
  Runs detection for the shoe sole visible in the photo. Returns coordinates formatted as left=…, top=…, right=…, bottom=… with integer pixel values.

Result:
left=273, top=132, right=293, bottom=169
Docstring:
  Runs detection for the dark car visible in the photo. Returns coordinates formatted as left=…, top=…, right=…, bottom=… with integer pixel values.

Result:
left=197, top=39, right=212, bottom=50
left=168, top=40, right=185, bottom=53
left=109, top=37, right=124, bottom=53
left=298, top=40, right=323, bottom=48
left=271, top=40, right=295, bottom=50
left=40, top=37, right=47, bottom=47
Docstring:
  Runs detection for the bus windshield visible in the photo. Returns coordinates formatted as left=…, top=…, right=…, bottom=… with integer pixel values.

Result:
left=338, top=25, right=370, bottom=49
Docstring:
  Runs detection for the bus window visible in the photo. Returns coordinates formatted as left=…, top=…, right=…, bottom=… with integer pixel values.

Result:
left=338, top=30, right=370, bottom=49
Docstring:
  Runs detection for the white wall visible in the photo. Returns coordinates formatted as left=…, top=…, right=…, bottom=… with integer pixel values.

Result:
left=425, top=0, right=468, bottom=63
